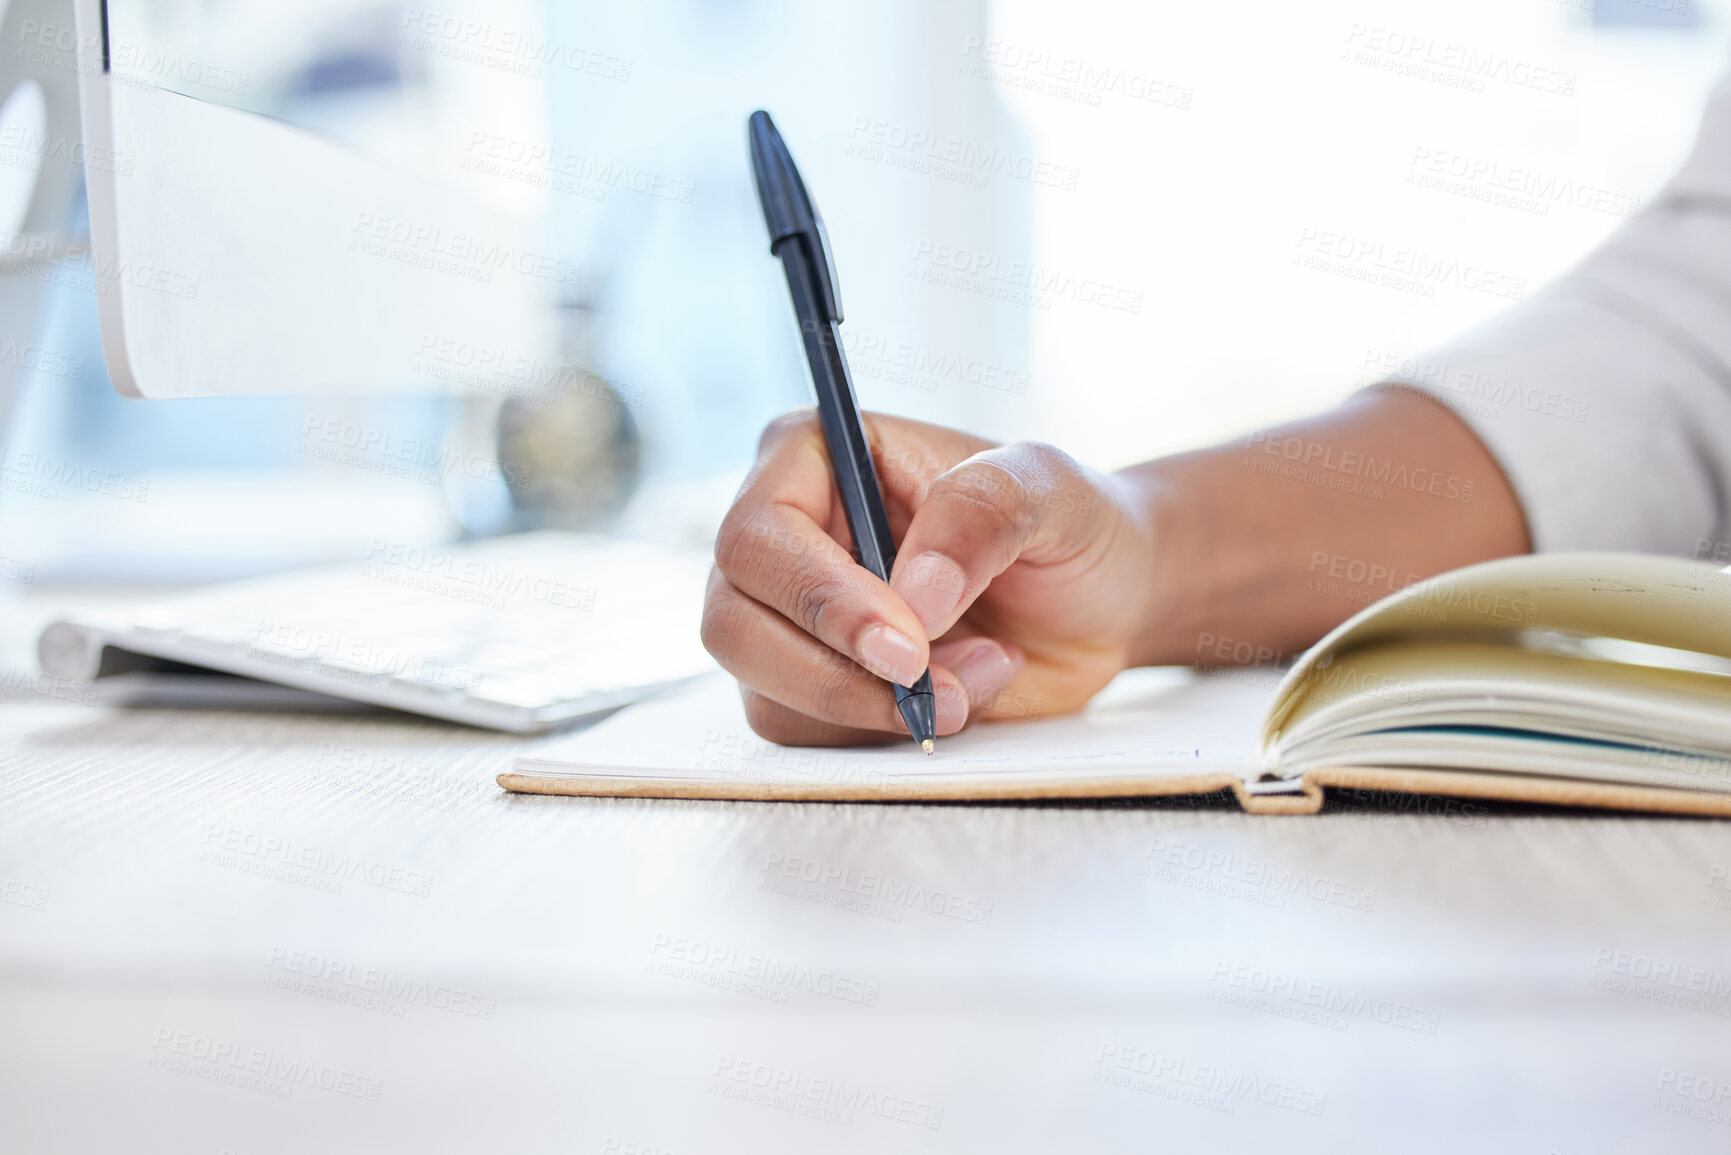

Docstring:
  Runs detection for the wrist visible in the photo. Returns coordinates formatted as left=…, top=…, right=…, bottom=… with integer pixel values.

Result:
left=1112, top=461, right=1205, bottom=669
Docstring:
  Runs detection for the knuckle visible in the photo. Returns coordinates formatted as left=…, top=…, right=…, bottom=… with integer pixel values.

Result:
left=699, top=574, right=746, bottom=661
left=712, top=512, right=745, bottom=575
left=781, top=567, right=854, bottom=639
left=1007, top=440, right=1087, bottom=496
left=715, top=508, right=807, bottom=582
left=872, top=439, right=941, bottom=485
left=808, top=650, right=864, bottom=723
left=756, top=408, right=819, bottom=456
left=1015, top=440, right=1083, bottom=476
left=1003, top=440, right=1098, bottom=526
left=936, top=458, right=1036, bottom=544
left=713, top=505, right=763, bottom=578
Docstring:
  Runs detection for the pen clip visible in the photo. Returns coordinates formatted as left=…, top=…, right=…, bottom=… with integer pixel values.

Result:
left=748, top=110, right=844, bottom=323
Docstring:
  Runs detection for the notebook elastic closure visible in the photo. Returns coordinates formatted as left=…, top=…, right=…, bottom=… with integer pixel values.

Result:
left=1230, top=771, right=1325, bottom=814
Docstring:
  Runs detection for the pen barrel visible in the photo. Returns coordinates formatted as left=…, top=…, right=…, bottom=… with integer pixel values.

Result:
left=776, top=238, right=900, bottom=583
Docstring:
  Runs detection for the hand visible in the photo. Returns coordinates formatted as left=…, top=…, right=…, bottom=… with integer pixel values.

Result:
left=701, top=410, right=1160, bottom=745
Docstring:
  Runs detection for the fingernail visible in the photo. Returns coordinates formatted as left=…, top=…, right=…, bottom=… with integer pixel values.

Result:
left=934, top=678, right=968, bottom=736
left=951, top=641, right=1019, bottom=708
left=894, top=552, right=967, bottom=637
left=858, top=625, right=924, bottom=687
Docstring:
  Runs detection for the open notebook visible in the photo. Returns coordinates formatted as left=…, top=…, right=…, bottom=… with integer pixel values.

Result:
left=500, top=553, right=1731, bottom=815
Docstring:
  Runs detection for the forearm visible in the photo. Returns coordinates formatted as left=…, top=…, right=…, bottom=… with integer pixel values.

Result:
left=1119, top=387, right=1531, bottom=667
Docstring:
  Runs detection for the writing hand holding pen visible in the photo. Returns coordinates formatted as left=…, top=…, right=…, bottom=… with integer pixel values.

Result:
left=701, top=407, right=1160, bottom=747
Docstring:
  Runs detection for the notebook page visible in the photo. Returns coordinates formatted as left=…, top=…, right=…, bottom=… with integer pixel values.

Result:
left=509, top=667, right=1270, bottom=791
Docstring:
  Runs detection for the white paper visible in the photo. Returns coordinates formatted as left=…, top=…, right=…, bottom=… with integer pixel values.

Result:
left=510, top=667, right=1271, bottom=790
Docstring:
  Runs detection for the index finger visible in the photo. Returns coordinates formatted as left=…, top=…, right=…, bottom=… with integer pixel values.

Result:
left=714, top=412, right=930, bottom=688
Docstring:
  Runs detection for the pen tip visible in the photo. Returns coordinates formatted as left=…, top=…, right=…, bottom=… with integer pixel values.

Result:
left=921, top=739, right=934, bottom=755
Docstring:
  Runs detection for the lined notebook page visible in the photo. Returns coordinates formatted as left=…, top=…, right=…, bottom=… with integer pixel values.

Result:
left=507, top=667, right=1270, bottom=790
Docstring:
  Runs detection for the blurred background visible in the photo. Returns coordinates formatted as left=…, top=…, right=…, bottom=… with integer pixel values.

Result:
left=0, top=0, right=1725, bottom=583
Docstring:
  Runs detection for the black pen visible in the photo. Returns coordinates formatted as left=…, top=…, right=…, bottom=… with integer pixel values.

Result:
left=747, top=110, right=937, bottom=754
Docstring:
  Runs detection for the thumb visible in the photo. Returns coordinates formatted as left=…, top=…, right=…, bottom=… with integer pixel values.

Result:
left=887, top=441, right=1100, bottom=638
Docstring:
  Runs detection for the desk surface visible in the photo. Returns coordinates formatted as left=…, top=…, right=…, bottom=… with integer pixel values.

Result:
left=3, top=619, right=1731, bottom=1153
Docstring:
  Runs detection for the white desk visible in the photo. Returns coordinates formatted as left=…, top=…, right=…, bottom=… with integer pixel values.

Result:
left=2, top=605, right=1729, bottom=1153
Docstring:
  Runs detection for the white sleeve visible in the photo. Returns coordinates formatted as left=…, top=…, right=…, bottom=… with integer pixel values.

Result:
left=1378, top=76, right=1731, bottom=558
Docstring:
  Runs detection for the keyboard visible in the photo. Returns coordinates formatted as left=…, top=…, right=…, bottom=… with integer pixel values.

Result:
left=36, top=533, right=719, bottom=733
